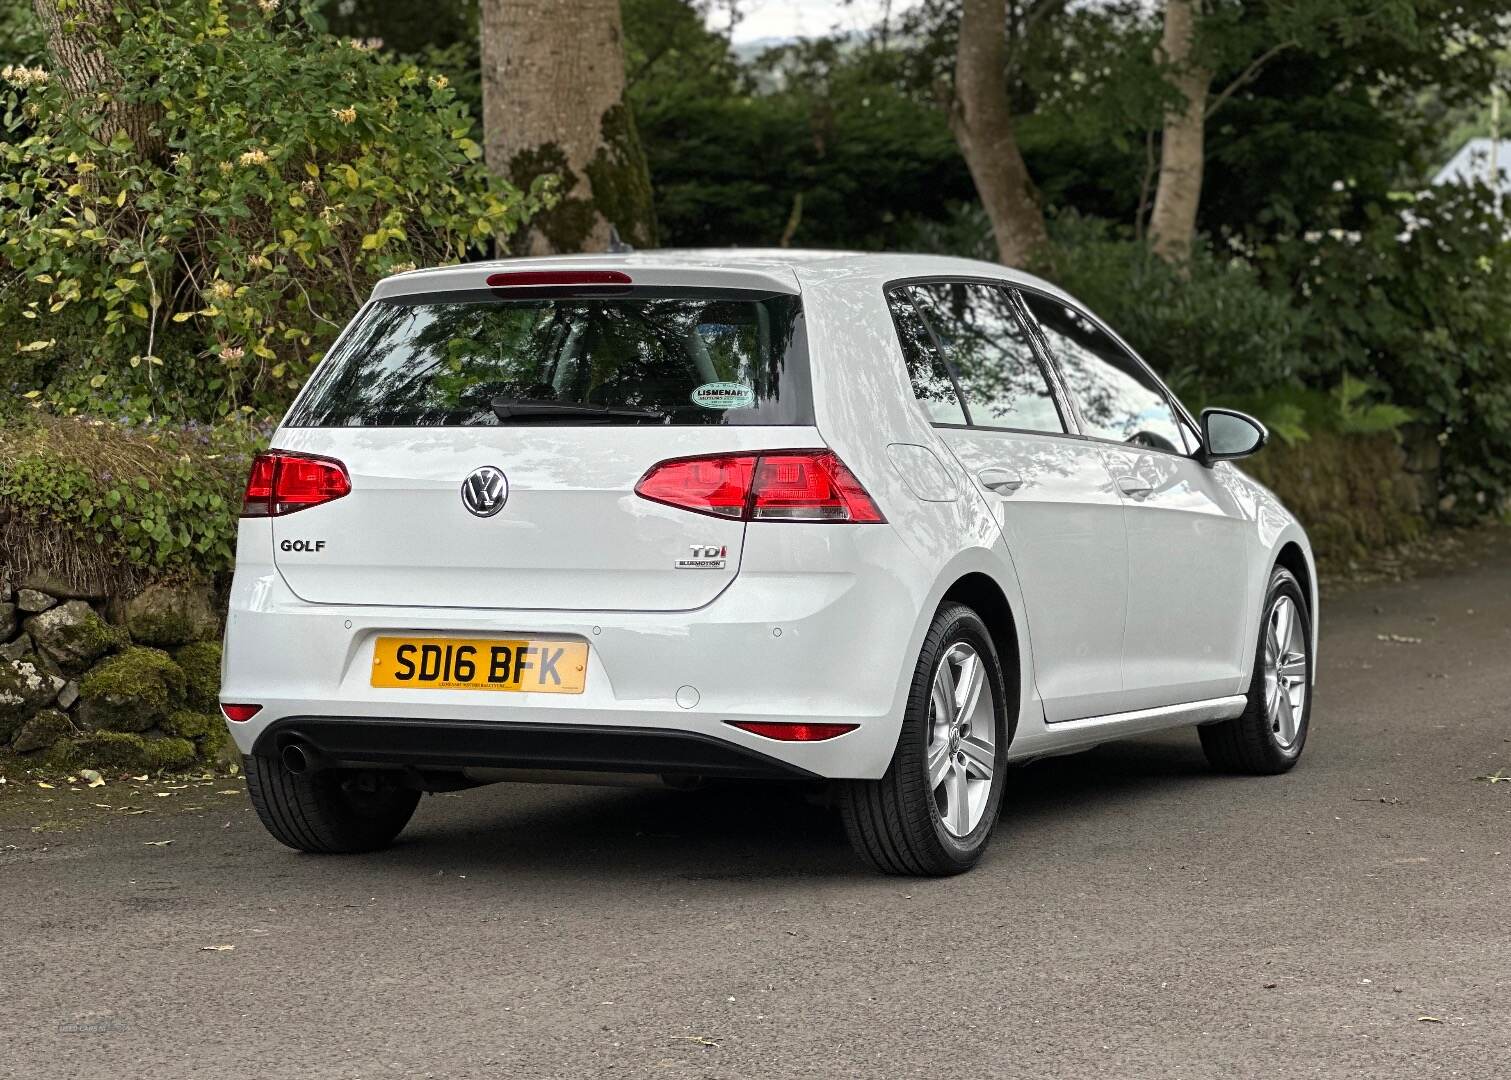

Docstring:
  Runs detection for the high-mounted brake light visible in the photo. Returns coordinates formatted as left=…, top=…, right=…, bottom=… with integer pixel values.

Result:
left=221, top=703, right=262, bottom=723
left=241, top=451, right=351, bottom=517
left=634, top=450, right=884, bottom=523
left=727, top=720, right=859, bottom=742
left=485, top=270, right=632, bottom=289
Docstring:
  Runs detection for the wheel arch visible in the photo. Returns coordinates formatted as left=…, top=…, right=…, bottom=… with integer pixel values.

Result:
left=939, top=571, right=1023, bottom=744
left=1263, top=534, right=1320, bottom=685
left=1274, top=541, right=1313, bottom=615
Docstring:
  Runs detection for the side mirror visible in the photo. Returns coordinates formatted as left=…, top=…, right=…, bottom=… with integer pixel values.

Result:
left=1200, top=408, right=1268, bottom=463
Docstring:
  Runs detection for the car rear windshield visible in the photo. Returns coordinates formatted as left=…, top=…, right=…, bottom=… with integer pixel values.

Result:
left=284, top=288, right=812, bottom=427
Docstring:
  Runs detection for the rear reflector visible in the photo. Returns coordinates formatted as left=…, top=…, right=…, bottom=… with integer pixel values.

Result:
left=241, top=451, right=351, bottom=517
left=485, top=270, right=632, bottom=288
left=727, top=720, right=858, bottom=742
left=635, top=450, right=884, bottom=523
left=221, top=703, right=262, bottom=723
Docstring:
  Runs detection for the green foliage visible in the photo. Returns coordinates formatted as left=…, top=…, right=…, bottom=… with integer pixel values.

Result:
left=1332, top=374, right=1415, bottom=436
left=628, top=11, right=975, bottom=248
left=0, top=0, right=546, bottom=422
left=0, top=0, right=45, bottom=70
left=1042, top=213, right=1306, bottom=401
left=1203, top=379, right=1414, bottom=448
left=0, top=414, right=259, bottom=579
left=1254, top=182, right=1511, bottom=511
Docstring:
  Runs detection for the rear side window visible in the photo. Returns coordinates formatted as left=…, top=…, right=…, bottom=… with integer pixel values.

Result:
left=286, top=289, right=810, bottom=427
left=886, top=290, right=968, bottom=425
left=904, top=282, right=1065, bottom=434
left=1019, top=292, right=1184, bottom=454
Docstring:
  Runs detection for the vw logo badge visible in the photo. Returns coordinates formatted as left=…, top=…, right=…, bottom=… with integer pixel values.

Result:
left=460, top=466, right=508, bottom=518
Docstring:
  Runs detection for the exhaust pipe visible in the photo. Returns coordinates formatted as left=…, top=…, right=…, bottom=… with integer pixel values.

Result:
left=281, top=741, right=315, bottom=774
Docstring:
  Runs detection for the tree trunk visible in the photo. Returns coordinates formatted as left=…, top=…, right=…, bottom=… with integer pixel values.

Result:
left=480, top=0, right=657, bottom=255
left=1148, top=0, right=1209, bottom=266
left=949, top=0, right=1049, bottom=269
left=33, top=0, right=163, bottom=162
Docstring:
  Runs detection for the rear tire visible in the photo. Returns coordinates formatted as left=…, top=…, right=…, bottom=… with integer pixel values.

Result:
left=839, top=603, right=1010, bottom=876
left=243, top=754, right=420, bottom=853
left=1200, top=566, right=1312, bottom=774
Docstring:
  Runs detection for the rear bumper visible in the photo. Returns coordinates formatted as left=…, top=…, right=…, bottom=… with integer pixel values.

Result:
left=221, top=519, right=933, bottom=780
left=253, top=717, right=819, bottom=779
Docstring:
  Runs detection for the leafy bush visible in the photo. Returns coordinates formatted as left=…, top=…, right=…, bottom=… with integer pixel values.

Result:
left=1207, top=376, right=1414, bottom=448
left=0, top=0, right=547, bottom=422
left=0, top=414, right=261, bottom=589
left=1255, top=183, right=1511, bottom=513
left=1041, top=213, right=1307, bottom=403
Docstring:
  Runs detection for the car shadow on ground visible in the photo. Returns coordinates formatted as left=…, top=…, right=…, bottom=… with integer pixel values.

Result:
left=370, top=729, right=1223, bottom=882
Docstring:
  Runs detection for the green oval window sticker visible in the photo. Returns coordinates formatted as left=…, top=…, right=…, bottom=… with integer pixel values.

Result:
left=691, top=381, right=755, bottom=410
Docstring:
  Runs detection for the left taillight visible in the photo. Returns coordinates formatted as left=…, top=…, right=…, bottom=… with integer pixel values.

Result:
left=241, top=451, right=351, bottom=517
left=634, top=449, right=885, bottom=523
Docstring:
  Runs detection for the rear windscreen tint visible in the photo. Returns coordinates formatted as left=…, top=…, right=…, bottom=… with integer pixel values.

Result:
left=285, top=289, right=811, bottom=427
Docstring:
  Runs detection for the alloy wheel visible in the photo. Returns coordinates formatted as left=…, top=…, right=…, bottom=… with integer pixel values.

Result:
left=1262, top=595, right=1308, bottom=748
left=926, top=642, right=997, bottom=837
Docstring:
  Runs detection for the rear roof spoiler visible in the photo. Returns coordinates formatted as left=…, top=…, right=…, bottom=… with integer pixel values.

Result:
left=372, top=261, right=801, bottom=301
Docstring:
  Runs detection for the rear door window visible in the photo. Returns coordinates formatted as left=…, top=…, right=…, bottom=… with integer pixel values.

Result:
left=286, top=289, right=810, bottom=427
left=904, top=282, right=1065, bottom=434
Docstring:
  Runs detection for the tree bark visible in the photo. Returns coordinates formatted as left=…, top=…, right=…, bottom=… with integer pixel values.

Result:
left=949, top=0, right=1049, bottom=269
left=1148, top=0, right=1210, bottom=267
left=480, top=0, right=657, bottom=255
left=33, top=0, right=163, bottom=162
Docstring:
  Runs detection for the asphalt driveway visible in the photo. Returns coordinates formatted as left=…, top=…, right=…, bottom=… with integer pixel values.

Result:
left=2, top=533, right=1508, bottom=1079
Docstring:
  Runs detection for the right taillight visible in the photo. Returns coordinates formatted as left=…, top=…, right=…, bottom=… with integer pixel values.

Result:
left=241, top=451, right=351, bottom=517
left=634, top=450, right=884, bottom=523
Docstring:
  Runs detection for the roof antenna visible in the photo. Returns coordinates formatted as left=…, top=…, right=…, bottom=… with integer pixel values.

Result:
left=606, top=224, right=635, bottom=254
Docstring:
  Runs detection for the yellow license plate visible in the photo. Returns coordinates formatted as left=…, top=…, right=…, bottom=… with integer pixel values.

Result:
left=370, top=636, right=588, bottom=694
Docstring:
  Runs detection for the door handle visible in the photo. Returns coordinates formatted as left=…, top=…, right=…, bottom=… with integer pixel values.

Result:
left=1116, top=475, right=1154, bottom=500
left=977, top=467, right=1025, bottom=494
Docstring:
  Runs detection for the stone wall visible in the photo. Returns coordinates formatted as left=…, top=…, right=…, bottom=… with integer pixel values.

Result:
left=0, top=574, right=229, bottom=772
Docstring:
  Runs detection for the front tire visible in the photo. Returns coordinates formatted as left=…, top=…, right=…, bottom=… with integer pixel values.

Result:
left=244, top=754, right=420, bottom=853
left=839, top=603, right=1010, bottom=876
left=1200, top=566, right=1312, bottom=774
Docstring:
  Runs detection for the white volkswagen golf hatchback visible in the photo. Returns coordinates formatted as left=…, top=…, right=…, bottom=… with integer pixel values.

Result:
left=221, top=250, right=1317, bottom=875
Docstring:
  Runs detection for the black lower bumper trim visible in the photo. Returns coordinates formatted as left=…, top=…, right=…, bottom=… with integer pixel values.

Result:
left=250, top=717, right=819, bottom=780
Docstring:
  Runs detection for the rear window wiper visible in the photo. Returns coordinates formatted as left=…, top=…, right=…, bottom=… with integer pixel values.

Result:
left=490, top=398, right=668, bottom=424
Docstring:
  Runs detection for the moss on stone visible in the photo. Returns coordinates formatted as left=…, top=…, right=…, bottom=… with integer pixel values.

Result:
left=161, top=708, right=215, bottom=739
left=48, top=730, right=197, bottom=772
left=11, top=708, right=74, bottom=753
left=174, top=640, right=221, bottom=712
left=77, top=646, right=187, bottom=732
left=131, top=609, right=195, bottom=647
left=54, top=608, right=128, bottom=659
left=195, top=720, right=237, bottom=768
left=124, top=583, right=219, bottom=647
